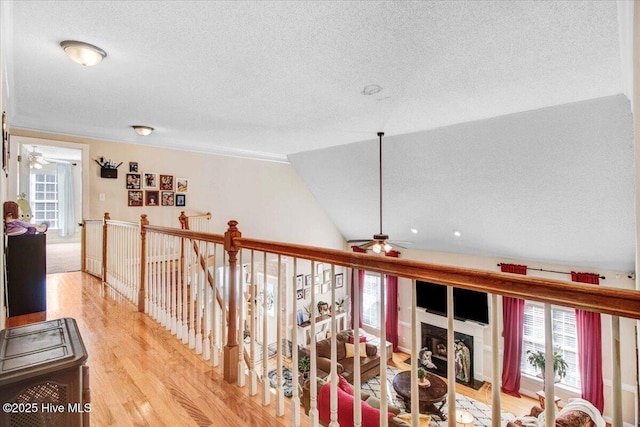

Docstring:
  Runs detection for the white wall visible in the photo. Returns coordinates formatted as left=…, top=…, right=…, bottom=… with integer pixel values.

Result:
left=395, top=247, right=636, bottom=425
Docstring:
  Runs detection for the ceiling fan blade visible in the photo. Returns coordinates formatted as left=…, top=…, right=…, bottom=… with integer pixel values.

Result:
left=37, top=157, right=49, bottom=165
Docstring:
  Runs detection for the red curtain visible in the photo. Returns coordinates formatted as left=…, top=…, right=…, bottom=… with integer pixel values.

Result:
left=500, top=263, right=527, bottom=397
left=385, top=250, right=400, bottom=351
left=350, top=246, right=366, bottom=329
left=572, top=272, right=604, bottom=413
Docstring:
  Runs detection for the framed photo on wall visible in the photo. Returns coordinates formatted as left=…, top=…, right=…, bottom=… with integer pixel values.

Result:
left=296, top=274, right=304, bottom=291
left=143, top=172, right=157, bottom=188
left=176, top=177, right=188, bottom=192
left=335, top=273, right=343, bottom=288
left=176, top=194, right=186, bottom=207
left=161, top=191, right=174, bottom=206
left=296, top=289, right=304, bottom=301
left=126, top=173, right=141, bottom=189
left=128, top=190, right=143, bottom=207
left=160, top=174, right=174, bottom=190
left=145, top=190, right=159, bottom=206
left=304, top=274, right=311, bottom=288
left=129, top=162, right=138, bottom=173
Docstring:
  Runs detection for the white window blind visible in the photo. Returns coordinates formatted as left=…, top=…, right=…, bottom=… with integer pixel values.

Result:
left=361, top=272, right=383, bottom=329
left=521, top=301, right=581, bottom=389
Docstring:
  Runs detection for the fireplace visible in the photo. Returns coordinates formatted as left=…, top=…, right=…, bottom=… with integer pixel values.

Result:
left=420, top=323, right=474, bottom=386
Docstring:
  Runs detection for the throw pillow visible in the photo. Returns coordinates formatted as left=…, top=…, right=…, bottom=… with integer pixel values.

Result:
left=345, top=342, right=368, bottom=358
left=348, top=335, right=367, bottom=344
left=338, top=375, right=353, bottom=395
left=397, top=413, right=432, bottom=427
left=318, top=384, right=394, bottom=427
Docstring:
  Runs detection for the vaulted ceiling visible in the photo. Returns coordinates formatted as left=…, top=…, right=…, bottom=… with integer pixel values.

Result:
left=3, top=1, right=636, bottom=271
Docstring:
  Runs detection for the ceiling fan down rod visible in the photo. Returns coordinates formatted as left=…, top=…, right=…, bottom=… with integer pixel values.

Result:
left=378, top=132, right=384, bottom=237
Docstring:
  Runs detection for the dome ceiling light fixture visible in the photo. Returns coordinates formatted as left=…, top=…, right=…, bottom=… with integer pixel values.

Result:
left=60, top=40, right=107, bottom=66
left=131, top=125, right=154, bottom=136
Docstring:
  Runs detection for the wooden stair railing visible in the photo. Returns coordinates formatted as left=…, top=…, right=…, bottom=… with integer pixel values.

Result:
left=178, top=212, right=252, bottom=371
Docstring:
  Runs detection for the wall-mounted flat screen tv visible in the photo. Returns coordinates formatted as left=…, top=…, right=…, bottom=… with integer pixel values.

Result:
left=415, top=280, right=489, bottom=325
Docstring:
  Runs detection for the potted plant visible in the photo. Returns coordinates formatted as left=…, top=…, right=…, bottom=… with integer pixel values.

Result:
left=417, top=367, right=430, bottom=387
left=526, top=348, right=568, bottom=383
left=298, top=356, right=311, bottom=379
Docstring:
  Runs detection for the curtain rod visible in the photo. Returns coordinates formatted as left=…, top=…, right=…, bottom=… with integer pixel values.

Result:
left=496, top=263, right=605, bottom=280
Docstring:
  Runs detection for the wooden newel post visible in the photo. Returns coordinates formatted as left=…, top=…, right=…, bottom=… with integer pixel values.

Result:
left=102, top=212, right=110, bottom=286
left=178, top=211, right=188, bottom=230
left=138, top=214, right=149, bottom=313
left=224, top=220, right=241, bottom=383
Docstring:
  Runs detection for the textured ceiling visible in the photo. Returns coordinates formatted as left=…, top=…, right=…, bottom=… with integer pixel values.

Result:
left=4, top=1, right=635, bottom=271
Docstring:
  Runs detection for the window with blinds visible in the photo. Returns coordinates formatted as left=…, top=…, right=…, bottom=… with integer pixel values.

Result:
left=520, top=301, right=581, bottom=389
left=31, top=172, right=59, bottom=229
left=361, top=272, right=384, bottom=329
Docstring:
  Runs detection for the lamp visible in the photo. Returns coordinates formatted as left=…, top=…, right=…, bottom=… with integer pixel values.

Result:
left=60, top=40, right=107, bottom=66
left=455, top=410, right=474, bottom=427
left=131, top=126, right=154, bottom=136
left=370, top=131, right=392, bottom=254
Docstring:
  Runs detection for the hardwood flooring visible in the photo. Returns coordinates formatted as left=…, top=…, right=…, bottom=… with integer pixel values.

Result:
left=9, top=272, right=297, bottom=427
left=4, top=271, right=547, bottom=426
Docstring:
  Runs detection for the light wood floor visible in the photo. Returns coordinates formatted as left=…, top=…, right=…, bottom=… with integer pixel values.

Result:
left=5, top=271, right=544, bottom=426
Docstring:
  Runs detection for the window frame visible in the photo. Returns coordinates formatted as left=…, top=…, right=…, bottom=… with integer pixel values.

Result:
left=520, top=300, right=581, bottom=390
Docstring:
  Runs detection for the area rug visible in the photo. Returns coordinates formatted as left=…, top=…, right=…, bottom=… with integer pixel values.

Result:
left=363, top=366, right=516, bottom=427
left=267, top=366, right=293, bottom=397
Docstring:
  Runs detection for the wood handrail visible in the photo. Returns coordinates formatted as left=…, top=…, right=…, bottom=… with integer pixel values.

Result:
left=144, top=224, right=225, bottom=244
left=235, top=236, right=640, bottom=320
left=105, top=219, right=139, bottom=228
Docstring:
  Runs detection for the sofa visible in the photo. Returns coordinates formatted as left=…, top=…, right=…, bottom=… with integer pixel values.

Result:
left=306, top=330, right=381, bottom=384
left=506, top=398, right=605, bottom=427
left=301, top=376, right=433, bottom=427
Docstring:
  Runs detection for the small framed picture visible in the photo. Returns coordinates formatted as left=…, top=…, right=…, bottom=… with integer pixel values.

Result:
left=304, top=288, right=310, bottom=299
left=323, top=270, right=331, bottom=284
left=129, top=162, right=138, bottom=173
left=160, top=174, right=174, bottom=190
left=296, top=289, right=304, bottom=300
left=296, top=274, right=304, bottom=291
left=161, top=191, right=174, bottom=206
left=128, top=190, right=143, bottom=207
left=126, top=173, right=141, bottom=189
left=143, top=172, right=157, bottom=188
left=145, top=190, right=159, bottom=206
left=176, top=194, right=186, bottom=207
left=335, top=273, right=343, bottom=288
left=316, top=263, right=323, bottom=275
left=304, top=274, right=311, bottom=288
left=176, top=177, right=188, bottom=193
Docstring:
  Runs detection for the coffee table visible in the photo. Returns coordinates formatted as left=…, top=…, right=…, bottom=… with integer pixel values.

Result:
left=392, top=370, right=448, bottom=421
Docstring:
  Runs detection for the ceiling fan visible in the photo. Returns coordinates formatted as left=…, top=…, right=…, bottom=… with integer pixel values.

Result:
left=28, top=146, right=50, bottom=169
left=348, top=132, right=403, bottom=254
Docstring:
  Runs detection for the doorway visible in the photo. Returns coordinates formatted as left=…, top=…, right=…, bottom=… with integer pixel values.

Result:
left=14, top=139, right=86, bottom=274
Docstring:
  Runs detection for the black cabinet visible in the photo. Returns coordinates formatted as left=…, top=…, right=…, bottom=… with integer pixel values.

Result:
left=6, top=233, right=46, bottom=316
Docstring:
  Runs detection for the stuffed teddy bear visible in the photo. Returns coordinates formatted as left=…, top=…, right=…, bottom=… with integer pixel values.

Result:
left=4, top=201, right=48, bottom=236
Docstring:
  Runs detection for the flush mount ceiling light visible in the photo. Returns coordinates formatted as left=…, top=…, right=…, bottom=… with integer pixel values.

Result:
left=60, top=40, right=107, bottom=66
left=131, top=125, right=154, bottom=136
